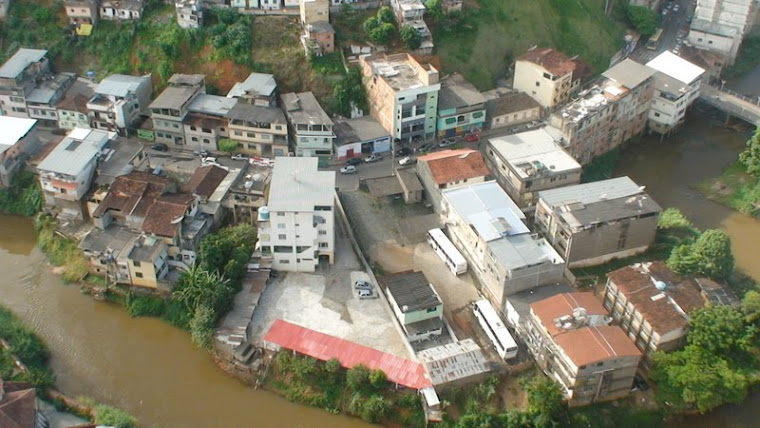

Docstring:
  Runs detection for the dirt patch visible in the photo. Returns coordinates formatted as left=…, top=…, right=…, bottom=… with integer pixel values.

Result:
left=497, top=372, right=529, bottom=411
left=174, top=45, right=251, bottom=94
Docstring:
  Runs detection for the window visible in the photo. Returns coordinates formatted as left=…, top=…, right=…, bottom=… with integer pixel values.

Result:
left=278, top=234, right=287, bottom=240
left=277, top=223, right=286, bottom=229
left=277, top=212, right=285, bottom=216
left=133, top=261, right=141, bottom=267
left=444, top=117, right=456, bottom=125
left=234, top=131, right=243, bottom=136
left=318, top=230, right=327, bottom=235
left=472, top=111, right=484, bottom=119
left=319, top=242, right=328, bottom=248
left=280, top=259, right=290, bottom=264
left=535, top=81, right=540, bottom=87
left=426, top=307, right=437, bottom=313
left=190, top=126, right=197, bottom=131
left=135, top=272, right=144, bottom=278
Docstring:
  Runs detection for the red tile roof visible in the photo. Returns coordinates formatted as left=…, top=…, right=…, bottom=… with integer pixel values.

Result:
left=141, top=193, right=195, bottom=238
left=417, top=149, right=490, bottom=185
left=181, top=165, right=227, bottom=199
left=554, top=325, right=641, bottom=367
left=263, top=319, right=432, bottom=390
left=606, top=261, right=706, bottom=334
left=92, top=171, right=170, bottom=218
left=0, top=381, right=37, bottom=428
left=530, top=292, right=607, bottom=337
left=517, top=48, right=580, bottom=77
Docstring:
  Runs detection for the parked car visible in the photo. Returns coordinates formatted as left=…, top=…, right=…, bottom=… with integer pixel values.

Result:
left=269, top=269, right=279, bottom=279
left=411, top=135, right=424, bottom=143
left=201, top=157, right=218, bottom=165
left=398, top=156, right=416, bottom=166
left=340, top=165, right=357, bottom=174
left=365, top=154, right=382, bottom=163
left=151, top=143, right=169, bottom=152
left=194, top=149, right=212, bottom=157
left=354, top=280, right=373, bottom=290
left=346, top=157, right=363, bottom=166
left=418, top=143, right=436, bottom=153
left=395, top=147, right=412, bottom=157
left=465, top=132, right=480, bottom=142
left=439, top=139, right=456, bottom=148
left=357, top=288, right=378, bottom=299
left=231, top=154, right=249, bottom=161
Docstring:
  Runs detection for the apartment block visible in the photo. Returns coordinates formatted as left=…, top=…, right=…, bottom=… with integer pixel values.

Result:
left=549, top=59, right=655, bottom=164
left=360, top=53, right=440, bottom=142
left=645, top=52, right=706, bottom=134
left=513, top=48, right=592, bottom=109
left=436, top=73, right=486, bottom=138
left=0, top=48, right=49, bottom=118
left=88, top=74, right=153, bottom=135
left=227, top=72, right=278, bottom=107
left=484, top=127, right=581, bottom=211
left=184, top=94, right=236, bottom=152
left=56, top=77, right=97, bottom=130
left=226, top=103, right=288, bottom=157
left=523, top=292, right=641, bottom=406
left=257, top=157, right=336, bottom=272
left=281, top=92, right=334, bottom=157
left=149, top=74, right=205, bottom=146
left=688, top=0, right=755, bottom=64
left=378, top=270, right=445, bottom=343
left=0, top=117, right=40, bottom=187
left=176, top=0, right=203, bottom=28
left=535, top=177, right=662, bottom=268
left=416, top=149, right=490, bottom=211
left=441, top=181, right=565, bottom=313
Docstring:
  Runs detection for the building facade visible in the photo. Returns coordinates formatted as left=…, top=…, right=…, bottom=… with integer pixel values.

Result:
left=688, top=0, right=755, bottom=64
left=436, top=73, right=486, bottom=138
left=416, top=149, right=490, bottom=211
left=100, top=0, right=144, bottom=20
left=88, top=74, right=153, bottom=135
left=645, top=52, right=706, bottom=134
left=0, top=117, right=39, bottom=188
left=484, top=91, right=543, bottom=130
left=64, top=0, right=100, bottom=25
left=149, top=74, right=205, bottom=146
left=484, top=127, right=581, bottom=211
left=281, top=92, right=334, bottom=157
left=534, top=177, right=662, bottom=268
left=379, top=270, right=445, bottom=342
left=227, top=73, right=277, bottom=107
left=226, top=103, right=288, bottom=157
left=513, top=48, right=590, bottom=109
left=257, top=157, right=336, bottom=272
left=175, top=0, right=203, bottom=28
left=360, top=53, right=440, bottom=142
left=56, top=77, right=97, bottom=130
left=0, top=49, right=49, bottom=118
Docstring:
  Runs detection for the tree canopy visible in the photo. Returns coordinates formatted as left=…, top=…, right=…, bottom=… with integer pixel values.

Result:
left=626, top=5, right=659, bottom=36
left=667, top=229, right=734, bottom=279
left=424, top=0, right=445, bottom=22
left=739, top=127, right=760, bottom=177
left=218, top=138, right=238, bottom=153
left=400, top=25, right=422, bottom=50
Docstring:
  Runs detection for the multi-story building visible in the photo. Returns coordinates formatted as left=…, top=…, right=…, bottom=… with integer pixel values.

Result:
left=280, top=92, right=334, bottom=157
left=175, top=0, right=203, bottom=28
left=227, top=72, right=278, bottom=107
left=226, top=103, right=288, bottom=157
left=360, top=53, right=440, bottom=142
left=484, top=91, right=543, bottom=130
left=300, top=0, right=329, bottom=25
left=100, top=0, right=144, bottom=20
left=0, top=117, right=40, bottom=187
left=604, top=261, right=716, bottom=370
left=0, top=48, right=49, bottom=118
left=688, top=0, right=755, bottom=65
left=416, top=149, right=490, bottom=211
left=87, top=74, right=153, bottom=135
left=302, top=21, right=336, bottom=55
left=333, top=116, right=391, bottom=160
left=645, top=52, right=706, bottom=134
left=37, top=128, right=117, bottom=218
left=549, top=59, right=655, bottom=164
left=524, top=292, right=641, bottom=406
left=257, top=157, right=336, bottom=271
left=534, top=176, right=662, bottom=268
left=436, top=73, right=486, bottom=138
left=25, top=73, right=76, bottom=126
left=484, top=127, right=581, bottom=211
left=513, top=48, right=591, bottom=109
left=391, top=0, right=425, bottom=22
left=64, top=0, right=100, bottom=26
left=56, top=77, right=97, bottom=130
left=183, top=94, right=236, bottom=152
left=441, top=181, right=565, bottom=313
left=378, top=270, right=444, bottom=343
left=149, top=74, right=205, bottom=146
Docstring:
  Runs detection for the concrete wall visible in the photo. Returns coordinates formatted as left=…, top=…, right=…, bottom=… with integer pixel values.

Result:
left=513, top=60, right=574, bottom=109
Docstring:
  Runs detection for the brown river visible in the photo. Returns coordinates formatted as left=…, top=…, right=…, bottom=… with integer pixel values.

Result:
left=0, top=106, right=759, bottom=428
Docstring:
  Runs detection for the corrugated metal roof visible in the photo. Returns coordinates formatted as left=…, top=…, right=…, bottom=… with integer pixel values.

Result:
left=95, top=74, right=148, bottom=97
left=601, top=59, right=656, bottom=89
left=187, top=94, right=237, bottom=117
left=263, top=319, right=432, bottom=389
left=226, top=72, right=277, bottom=99
left=0, top=48, right=47, bottom=79
left=280, top=92, right=332, bottom=125
left=37, top=128, right=115, bottom=176
left=267, top=157, right=335, bottom=212
left=417, top=339, right=490, bottom=385
left=378, top=270, right=441, bottom=312
left=537, top=176, right=642, bottom=207
left=646, top=51, right=705, bottom=85
left=0, top=117, right=37, bottom=155
left=442, top=181, right=527, bottom=242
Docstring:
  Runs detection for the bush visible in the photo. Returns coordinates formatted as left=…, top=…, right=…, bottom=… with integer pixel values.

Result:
left=219, top=138, right=238, bottom=153
left=346, top=364, right=371, bottom=391
left=94, top=404, right=138, bottom=428
left=369, top=369, right=387, bottom=389
left=369, top=23, right=395, bottom=45
left=400, top=25, right=422, bottom=50
left=0, top=172, right=42, bottom=216
left=658, top=207, right=693, bottom=230
left=189, top=304, right=216, bottom=350
left=126, top=294, right=166, bottom=317
left=626, top=5, right=659, bottom=36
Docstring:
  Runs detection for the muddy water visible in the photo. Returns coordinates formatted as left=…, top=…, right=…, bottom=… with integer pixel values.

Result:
left=0, top=217, right=371, bottom=428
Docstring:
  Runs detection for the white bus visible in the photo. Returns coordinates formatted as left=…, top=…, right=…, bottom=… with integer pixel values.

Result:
left=427, top=228, right=467, bottom=275
left=473, top=299, right=518, bottom=360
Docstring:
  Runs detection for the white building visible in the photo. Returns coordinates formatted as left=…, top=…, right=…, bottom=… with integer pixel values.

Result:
left=687, top=0, right=755, bottom=64
left=645, top=52, right=706, bottom=134
left=513, top=48, right=590, bottom=109
left=0, top=117, right=39, bottom=187
left=257, top=157, right=336, bottom=272
left=88, top=74, right=152, bottom=135
left=281, top=92, right=334, bottom=157
left=37, top=128, right=117, bottom=218
left=441, top=181, right=565, bottom=313
left=176, top=0, right=203, bottom=28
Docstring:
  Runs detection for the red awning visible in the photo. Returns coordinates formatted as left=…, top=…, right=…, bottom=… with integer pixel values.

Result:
left=263, top=319, right=432, bottom=390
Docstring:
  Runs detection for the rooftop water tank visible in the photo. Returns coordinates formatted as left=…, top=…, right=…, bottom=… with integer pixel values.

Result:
left=259, top=206, right=270, bottom=220
left=655, top=280, right=667, bottom=291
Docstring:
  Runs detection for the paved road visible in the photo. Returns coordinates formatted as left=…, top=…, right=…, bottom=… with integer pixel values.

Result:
left=631, top=0, right=695, bottom=64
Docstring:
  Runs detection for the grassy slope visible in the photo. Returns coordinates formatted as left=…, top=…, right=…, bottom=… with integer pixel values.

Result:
left=434, top=0, right=625, bottom=90
left=699, top=161, right=760, bottom=218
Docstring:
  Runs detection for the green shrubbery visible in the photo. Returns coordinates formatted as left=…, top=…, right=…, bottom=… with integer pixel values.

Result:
left=0, top=304, right=54, bottom=390
left=35, top=214, right=89, bottom=283
left=0, top=172, right=42, bottom=216
left=93, top=404, right=138, bottom=428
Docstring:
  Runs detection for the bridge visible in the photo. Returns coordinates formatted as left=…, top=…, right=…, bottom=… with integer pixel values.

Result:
left=699, top=84, right=760, bottom=126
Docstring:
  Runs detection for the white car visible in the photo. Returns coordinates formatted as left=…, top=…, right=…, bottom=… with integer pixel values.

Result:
left=398, top=156, right=415, bottom=166
left=365, top=154, right=382, bottom=163
left=201, top=157, right=218, bottom=165
left=340, top=165, right=357, bottom=174
left=231, top=154, right=248, bottom=161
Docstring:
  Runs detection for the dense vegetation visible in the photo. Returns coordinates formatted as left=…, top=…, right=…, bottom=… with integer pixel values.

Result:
left=624, top=4, right=659, bottom=37
left=0, top=171, right=42, bottom=216
left=35, top=214, right=89, bottom=282
left=580, top=148, right=620, bottom=183
left=724, top=36, right=760, bottom=78
left=0, top=304, right=54, bottom=390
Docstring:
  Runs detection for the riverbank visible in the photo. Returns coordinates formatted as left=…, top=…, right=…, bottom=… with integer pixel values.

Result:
left=699, top=160, right=760, bottom=218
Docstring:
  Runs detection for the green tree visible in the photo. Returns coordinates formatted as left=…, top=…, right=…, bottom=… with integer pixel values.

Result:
left=687, top=305, right=757, bottom=364
left=400, top=25, right=422, bottom=50
left=94, top=404, right=138, bottom=428
left=346, top=364, right=371, bottom=391
left=172, top=264, right=231, bottom=314
left=739, top=128, right=760, bottom=177
left=668, top=229, right=734, bottom=279
left=363, top=16, right=380, bottom=34
left=369, top=369, right=387, bottom=389
left=333, top=67, right=368, bottom=117
left=218, top=138, right=238, bottom=154
left=626, top=5, right=659, bottom=36
left=377, top=6, right=395, bottom=24
left=742, top=290, right=760, bottom=323
left=369, top=22, right=395, bottom=45
left=667, top=243, right=698, bottom=276
left=189, top=304, right=215, bottom=349
left=658, top=207, right=693, bottom=230
left=425, top=0, right=445, bottom=22
left=523, top=376, right=566, bottom=428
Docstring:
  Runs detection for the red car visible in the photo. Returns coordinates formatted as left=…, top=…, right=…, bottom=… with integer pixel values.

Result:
left=465, top=132, right=480, bottom=142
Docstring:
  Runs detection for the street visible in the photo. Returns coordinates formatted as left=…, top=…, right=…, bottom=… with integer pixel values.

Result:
left=631, top=0, right=695, bottom=63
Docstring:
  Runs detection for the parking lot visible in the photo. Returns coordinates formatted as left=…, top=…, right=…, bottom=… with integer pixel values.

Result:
left=246, top=209, right=410, bottom=358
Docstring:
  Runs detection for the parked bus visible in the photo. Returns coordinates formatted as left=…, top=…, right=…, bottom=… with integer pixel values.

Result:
left=646, top=28, right=664, bottom=50
left=427, top=228, right=467, bottom=275
left=473, top=299, right=518, bottom=360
